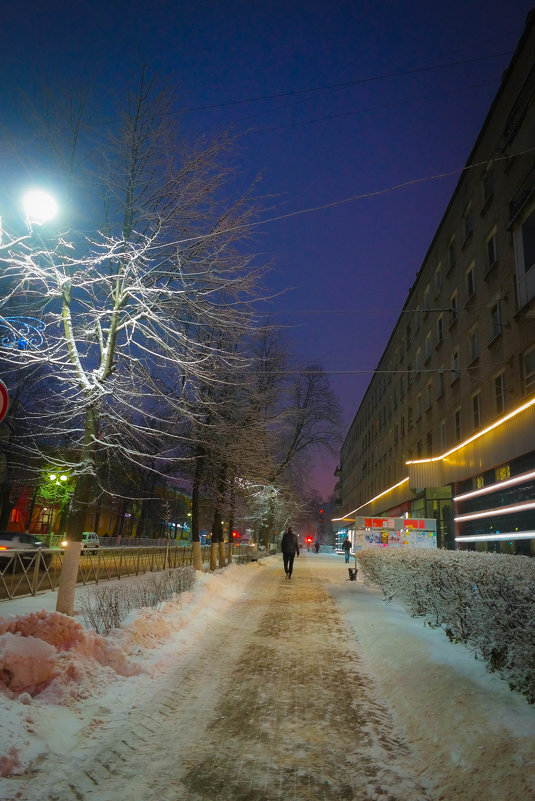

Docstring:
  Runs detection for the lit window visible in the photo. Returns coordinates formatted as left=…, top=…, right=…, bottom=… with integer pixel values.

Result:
left=495, top=464, right=511, bottom=481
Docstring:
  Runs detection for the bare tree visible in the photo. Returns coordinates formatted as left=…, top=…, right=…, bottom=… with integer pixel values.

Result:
left=0, top=71, right=266, bottom=613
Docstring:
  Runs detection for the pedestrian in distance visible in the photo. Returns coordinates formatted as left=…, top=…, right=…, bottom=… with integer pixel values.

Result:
left=314, top=539, right=320, bottom=554
left=342, top=536, right=352, bottom=563
left=280, top=526, right=300, bottom=579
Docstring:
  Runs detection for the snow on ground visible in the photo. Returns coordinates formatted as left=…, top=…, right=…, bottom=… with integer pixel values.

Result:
left=0, top=554, right=533, bottom=801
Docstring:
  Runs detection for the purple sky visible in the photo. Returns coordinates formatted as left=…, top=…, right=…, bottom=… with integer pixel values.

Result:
left=1, top=0, right=533, bottom=497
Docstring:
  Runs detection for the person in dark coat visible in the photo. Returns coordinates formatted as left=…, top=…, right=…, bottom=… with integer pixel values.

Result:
left=280, top=526, right=300, bottom=578
left=342, top=536, right=352, bottom=563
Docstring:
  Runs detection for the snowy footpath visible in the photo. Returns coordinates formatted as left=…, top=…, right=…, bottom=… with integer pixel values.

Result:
left=0, top=553, right=533, bottom=801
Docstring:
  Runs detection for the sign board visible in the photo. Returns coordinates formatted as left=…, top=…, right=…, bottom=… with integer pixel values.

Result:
left=0, top=380, right=8, bottom=424
left=347, top=516, right=437, bottom=550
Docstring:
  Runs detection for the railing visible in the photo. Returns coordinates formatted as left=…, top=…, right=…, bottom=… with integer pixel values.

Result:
left=0, top=545, right=213, bottom=602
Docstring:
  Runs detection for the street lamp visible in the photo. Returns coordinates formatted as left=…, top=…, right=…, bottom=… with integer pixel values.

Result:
left=22, top=190, right=58, bottom=228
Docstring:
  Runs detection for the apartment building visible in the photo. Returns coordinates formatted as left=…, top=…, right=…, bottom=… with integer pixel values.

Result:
left=335, top=11, right=535, bottom=554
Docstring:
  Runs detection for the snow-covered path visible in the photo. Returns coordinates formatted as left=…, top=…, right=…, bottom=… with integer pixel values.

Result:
left=1, top=553, right=534, bottom=801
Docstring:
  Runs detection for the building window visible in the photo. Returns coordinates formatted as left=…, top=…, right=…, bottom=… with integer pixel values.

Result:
left=437, top=369, right=445, bottom=398
left=486, top=229, right=498, bottom=272
left=474, top=475, right=485, bottom=490
left=524, top=346, right=535, bottom=395
left=434, top=264, right=442, bottom=295
left=454, top=408, right=462, bottom=442
left=495, top=464, right=511, bottom=481
left=482, top=168, right=494, bottom=206
left=489, top=301, right=502, bottom=341
left=436, top=313, right=443, bottom=344
left=468, top=326, right=479, bottom=363
left=400, top=415, right=405, bottom=437
left=424, top=332, right=432, bottom=362
left=414, top=305, right=421, bottom=331
left=450, top=290, right=458, bottom=324
left=440, top=419, right=446, bottom=450
left=415, top=348, right=422, bottom=372
left=463, top=203, right=474, bottom=243
left=447, top=236, right=456, bottom=272
left=466, top=263, right=476, bottom=299
left=495, top=372, right=506, bottom=415
left=416, top=393, right=422, bottom=420
left=425, top=381, right=432, bottom=410
left=408, top=406, right=413, bottom=428
left=451, top=350, right=460, bottom=383
left=407, top=364, right=412, bottom=388
left=472, top=392, right=481, bottom=429
left=423, top=285, right=431, bottom=312
left=426, top=430, right=433, bottom=456
left=406, top=324, right=412, bottom=351
left=513, top=204, right=535, bottom=308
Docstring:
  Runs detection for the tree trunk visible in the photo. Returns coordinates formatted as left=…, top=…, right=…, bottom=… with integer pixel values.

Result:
left=191, top=449, right=204, bottom=571
left=56, top=405, right=96, bottom=615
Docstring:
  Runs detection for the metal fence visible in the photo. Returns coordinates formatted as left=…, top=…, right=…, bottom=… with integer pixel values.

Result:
left=0, top=544, right=276, bottom=602
left=0, top=545, right=213, bottom=602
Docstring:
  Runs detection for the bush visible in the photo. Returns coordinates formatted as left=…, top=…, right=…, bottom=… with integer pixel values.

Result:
left=79, top=567, right=196, bottom=635
left=357, top=549, right=535, bottom=703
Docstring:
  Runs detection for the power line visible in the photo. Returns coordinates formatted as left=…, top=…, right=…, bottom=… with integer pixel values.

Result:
left=176, top=50, right=512, bottom=114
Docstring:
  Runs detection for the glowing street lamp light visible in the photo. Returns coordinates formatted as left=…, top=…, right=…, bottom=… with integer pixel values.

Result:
left=22, top=190, right=58, bottom=227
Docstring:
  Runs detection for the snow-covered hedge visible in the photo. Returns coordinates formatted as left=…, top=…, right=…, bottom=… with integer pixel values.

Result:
left=80, top=567, right=196, bottom=634
left=357, top=549, right=535, bottom=702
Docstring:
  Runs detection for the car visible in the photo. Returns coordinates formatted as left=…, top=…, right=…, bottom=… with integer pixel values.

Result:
left=0, top=531, right=51, bottom=567
left=60, top=531, right=101, bottom=552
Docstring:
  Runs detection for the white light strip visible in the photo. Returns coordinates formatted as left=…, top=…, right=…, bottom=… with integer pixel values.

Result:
left=454, top=500, right=535, bottom=522
left=454, top=469, right=535, bottom=502
left=407, top=394, right=535, bottom=465
left=332, top=476, right=409, bottom=522
left=455, top=532, right=535, bottom=542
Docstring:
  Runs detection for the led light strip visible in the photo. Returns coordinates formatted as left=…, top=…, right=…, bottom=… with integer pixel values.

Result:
left=454, top=500, right=535, bottom=522
left=332, top=476, right=409, bottom=522
left=454, top=469, right=535, bottom=502
left=455, top=532, right=535, bottom=542
left=407, top=395, right=535, bottom=465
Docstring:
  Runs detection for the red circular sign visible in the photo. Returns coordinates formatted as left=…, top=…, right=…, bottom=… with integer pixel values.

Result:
left=0, top=380, right=9, bottom=424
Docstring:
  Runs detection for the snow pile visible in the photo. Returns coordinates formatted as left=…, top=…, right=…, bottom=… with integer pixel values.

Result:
left=357, top=548, right=535, bottom=701
left=0, top=563, right=260, bottom=778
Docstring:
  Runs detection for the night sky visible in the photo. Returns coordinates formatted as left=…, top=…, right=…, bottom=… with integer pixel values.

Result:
left=1, top=0, right=533, bottom=497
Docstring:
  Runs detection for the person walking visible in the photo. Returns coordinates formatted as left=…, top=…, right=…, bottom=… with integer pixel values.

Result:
left=314, top=539, right=320, bottom=554
left=342, top=536, right=352, bottom=563
left=280, top=526, right=300, bottom=578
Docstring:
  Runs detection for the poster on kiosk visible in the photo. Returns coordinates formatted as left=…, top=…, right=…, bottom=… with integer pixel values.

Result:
left=350, top=516, right=437, bottom=550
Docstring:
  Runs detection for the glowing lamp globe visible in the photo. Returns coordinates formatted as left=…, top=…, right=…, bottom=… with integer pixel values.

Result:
left=22, top=190, right=58, bottom=226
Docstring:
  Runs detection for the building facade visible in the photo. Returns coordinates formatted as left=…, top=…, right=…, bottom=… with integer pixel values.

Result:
left=335, top=12, right=535, bottom=555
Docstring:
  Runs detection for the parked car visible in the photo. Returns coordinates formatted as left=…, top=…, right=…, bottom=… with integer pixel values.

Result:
left=60, top=531, right=101, bottom=552
left=0, top=531, right=51, bottom=567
